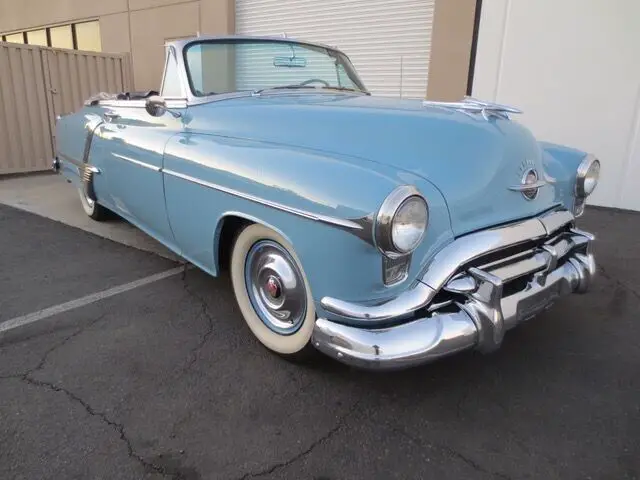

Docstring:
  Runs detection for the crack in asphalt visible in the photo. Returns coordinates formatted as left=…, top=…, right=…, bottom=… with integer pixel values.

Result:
left=0, top=313, right=179, bottom=479
left=20, top=375, right=174, bottom=478
left=0, top=313, right=105, bottom=379
left=598, top=266, right=640, bottom=301
left=181, top=273, right=215, bottom=372
left=392, top=426, right=513, bottom=480
left=237, top=398, right=363, bottom=479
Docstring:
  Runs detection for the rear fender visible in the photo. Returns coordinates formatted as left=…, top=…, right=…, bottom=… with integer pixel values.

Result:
left=56, top=109, right=104, bottom=198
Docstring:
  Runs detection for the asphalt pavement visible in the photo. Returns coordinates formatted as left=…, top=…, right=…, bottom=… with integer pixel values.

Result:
left=0, top=203, right=638, bottom=480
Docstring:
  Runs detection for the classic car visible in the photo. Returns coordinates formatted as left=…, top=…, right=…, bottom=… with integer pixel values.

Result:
left=53, top=35, right=600, bottom=370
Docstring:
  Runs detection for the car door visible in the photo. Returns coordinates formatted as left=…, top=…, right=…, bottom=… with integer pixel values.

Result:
left=95, top=102, right=184, bottom=250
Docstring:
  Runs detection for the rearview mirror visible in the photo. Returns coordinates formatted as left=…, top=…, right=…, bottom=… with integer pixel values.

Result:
left=273, top=56, right=307, bottom=68
left=145, top=96, right=167, bottom=117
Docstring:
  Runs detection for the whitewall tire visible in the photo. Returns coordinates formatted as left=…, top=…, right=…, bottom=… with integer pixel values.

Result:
left=78, top=188, right=108, bottom=221
left=230, top=223, right=317, bottom=359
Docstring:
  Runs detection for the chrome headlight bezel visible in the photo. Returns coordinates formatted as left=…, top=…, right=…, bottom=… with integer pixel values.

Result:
left=374, top=185, right=429, bottom=257
left=575, top=154, right=600, bottom=198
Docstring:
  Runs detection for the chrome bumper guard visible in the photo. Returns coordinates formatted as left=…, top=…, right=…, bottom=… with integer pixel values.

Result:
left=312, top=210, right=596, bottom=370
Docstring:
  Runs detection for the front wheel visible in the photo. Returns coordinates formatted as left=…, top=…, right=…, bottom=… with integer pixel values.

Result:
left=78, top=188, right=109, bottom=221
left=230, top=223, right=317, bottom=360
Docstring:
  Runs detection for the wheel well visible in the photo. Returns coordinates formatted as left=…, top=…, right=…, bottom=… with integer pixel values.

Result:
left=217, top=216, right=252, bottom=272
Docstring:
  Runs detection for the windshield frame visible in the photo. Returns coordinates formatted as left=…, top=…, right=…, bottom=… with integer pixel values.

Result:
left=181, top=37, right=368, bottom=99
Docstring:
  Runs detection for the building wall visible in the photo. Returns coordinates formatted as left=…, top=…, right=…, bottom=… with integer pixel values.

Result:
left=425, top=0, right=477, bottom=101
left=472, top=0, right=640, bottom=211
left=1, top=0, right=473, bottom=97
left=0, top=0, right=235, bottom=91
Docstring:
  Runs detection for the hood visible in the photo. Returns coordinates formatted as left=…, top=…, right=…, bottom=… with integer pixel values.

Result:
left=189, top=94, right=561, bottom=236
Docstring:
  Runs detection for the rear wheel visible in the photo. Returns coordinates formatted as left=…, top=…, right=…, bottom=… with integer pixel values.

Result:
left=230, top=223, right=317, bottom=360
left=78, top=188, right=108, bottom=221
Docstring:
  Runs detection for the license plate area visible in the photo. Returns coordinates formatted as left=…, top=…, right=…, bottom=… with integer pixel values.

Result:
left=516, top=282, right=561, bottom=322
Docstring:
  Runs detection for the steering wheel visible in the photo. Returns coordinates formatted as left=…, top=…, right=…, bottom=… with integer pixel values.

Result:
left=299, top=78, right=331, bottom=87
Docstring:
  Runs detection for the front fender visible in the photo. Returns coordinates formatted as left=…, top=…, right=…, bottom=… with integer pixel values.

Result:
left=162, top=132, right=453, bottom=307
left=540, top=141, right=588, bottom=212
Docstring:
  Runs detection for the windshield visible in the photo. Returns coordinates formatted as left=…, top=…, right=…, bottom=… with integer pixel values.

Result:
left=183, top=39, right=367, bottom=97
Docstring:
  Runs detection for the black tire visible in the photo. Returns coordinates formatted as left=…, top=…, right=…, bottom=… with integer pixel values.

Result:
left=78, top=188, right=109, bottom=221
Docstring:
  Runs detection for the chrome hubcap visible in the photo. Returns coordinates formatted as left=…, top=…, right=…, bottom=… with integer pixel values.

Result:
left=245, top=240, right=307, bottom=335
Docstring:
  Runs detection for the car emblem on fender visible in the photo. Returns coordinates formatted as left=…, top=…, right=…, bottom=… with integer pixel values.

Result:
left=508, top=168, right=545, bottom=200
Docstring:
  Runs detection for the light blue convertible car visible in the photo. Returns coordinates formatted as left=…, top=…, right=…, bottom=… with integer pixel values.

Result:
left=54, top=35, right=600, bottom=369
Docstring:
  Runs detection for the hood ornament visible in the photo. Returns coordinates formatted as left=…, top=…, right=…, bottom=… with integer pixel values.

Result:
left=422, top=96, right=523, bottom=121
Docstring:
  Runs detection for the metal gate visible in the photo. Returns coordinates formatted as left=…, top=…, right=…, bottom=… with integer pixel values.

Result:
left=0, top=42, right=132, bottom=174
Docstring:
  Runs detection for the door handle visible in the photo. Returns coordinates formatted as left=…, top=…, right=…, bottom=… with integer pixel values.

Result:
left=103, top=112, right=120, bottom=122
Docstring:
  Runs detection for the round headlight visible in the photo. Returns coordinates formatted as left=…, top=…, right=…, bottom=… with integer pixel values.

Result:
left=392, top=196, right=428, bottom=253
left=576, top=155, right=600, bottom=197
left=375, top=186, right=429, bottom=256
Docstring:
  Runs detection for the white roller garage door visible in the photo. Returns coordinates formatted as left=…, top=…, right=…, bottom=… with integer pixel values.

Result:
left=472, top=0, right=640, bottom=211
left=235, top=0, right=435, bottom=99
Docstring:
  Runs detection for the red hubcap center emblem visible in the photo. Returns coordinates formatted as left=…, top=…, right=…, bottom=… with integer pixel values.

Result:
left=266, top=277, right=281, bottom=298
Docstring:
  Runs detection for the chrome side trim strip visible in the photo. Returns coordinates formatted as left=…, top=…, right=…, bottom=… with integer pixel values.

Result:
left=112, top=153, right=161, bottom=172
left=162, top=168, right=363, bottom=231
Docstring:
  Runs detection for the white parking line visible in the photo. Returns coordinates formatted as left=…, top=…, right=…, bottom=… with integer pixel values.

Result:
left=0, top=266, right=185, bottom=334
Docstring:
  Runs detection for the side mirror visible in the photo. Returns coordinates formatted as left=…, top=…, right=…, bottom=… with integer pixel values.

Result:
left=145, top=96, right=167, bottom=117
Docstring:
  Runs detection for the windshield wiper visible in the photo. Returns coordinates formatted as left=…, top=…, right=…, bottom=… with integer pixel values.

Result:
left=252, top=85, right=370, bottom=96
left=252, top=85, right=317, bottom=95
left=319, top=86, right=370, bottom=95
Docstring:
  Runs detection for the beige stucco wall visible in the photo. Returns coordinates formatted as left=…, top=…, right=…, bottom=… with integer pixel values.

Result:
left=426, top=0, right=478, bottom=101
left=130, top=2, right=201, bottom=91
left=100, top=12, right=131, bottom=57
left=0, top=0, right=127, bottom=32
left=0, top=0, right=235, bottom=91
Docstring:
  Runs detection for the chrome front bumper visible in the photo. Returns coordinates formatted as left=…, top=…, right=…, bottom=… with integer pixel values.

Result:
left=311, top=210, right=596, bottom=370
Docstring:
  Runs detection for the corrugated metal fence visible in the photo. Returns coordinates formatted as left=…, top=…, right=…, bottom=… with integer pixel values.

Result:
left=0, top=42, right=132, bottom=174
